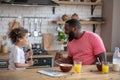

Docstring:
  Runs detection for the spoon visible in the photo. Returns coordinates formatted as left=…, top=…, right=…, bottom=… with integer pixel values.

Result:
left=55, top=61, right=66, bottom=66
left=29, top=41, right=33, bottom=60
left=97, top=57, right=101, bottom=64
left=55, top=61, right=62, bottom=66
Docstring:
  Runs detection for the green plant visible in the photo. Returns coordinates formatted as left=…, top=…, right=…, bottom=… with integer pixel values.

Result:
left=57, top=31, right=67, bottom=44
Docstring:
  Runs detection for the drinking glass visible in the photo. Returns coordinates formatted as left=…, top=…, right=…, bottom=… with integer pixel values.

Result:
left=102, top=62, right=109, bottom=74
left=74, top=61, right=82, bottom=73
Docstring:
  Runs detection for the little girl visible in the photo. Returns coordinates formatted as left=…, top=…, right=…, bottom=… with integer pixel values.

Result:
left=8, top=27, right=34, bottom=70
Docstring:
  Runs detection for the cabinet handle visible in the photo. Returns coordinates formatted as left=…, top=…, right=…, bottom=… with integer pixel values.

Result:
left=43, top=60, right=46, bottom=63
left=34, top=59, right=38, bottom=64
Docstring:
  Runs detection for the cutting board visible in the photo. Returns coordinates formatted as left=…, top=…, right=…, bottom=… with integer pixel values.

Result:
left=9, top=20, right=21, bottom=31
left=42, top=33, right=54, bottom=51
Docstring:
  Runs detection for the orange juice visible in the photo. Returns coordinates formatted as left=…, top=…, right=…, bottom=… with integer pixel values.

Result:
left=74, top=64, right=82, bottom=73
left=102, top=65, right=109, bottom=74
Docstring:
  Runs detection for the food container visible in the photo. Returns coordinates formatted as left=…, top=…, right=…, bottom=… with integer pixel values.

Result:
left=59, top=63, right=72, bottom=72
left=71, top=13, right=79, bottom=20
left=1, top=44, right=8, bottom=54
left=96, top=62, right=102, bottom=71
left=62, top=14, right=69, bottom=22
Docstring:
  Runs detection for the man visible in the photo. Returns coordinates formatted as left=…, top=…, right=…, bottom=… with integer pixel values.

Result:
left=55, top=19, right=106, bottom=65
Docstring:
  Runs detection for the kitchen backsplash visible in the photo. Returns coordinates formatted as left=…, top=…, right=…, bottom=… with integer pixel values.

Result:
left=0, top=3, right=102, bottom=50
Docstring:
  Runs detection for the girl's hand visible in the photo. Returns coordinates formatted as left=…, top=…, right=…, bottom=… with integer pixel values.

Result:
left=29, top=49, right=33, bottom=57
left=25, top=49, right=33, bottom=60
left=27, top=59, right=34, bottom=66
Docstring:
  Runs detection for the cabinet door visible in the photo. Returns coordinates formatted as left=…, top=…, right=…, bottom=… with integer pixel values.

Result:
left=33, top=58, right=54, bottom=67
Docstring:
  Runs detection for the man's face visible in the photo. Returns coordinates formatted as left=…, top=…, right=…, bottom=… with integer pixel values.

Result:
left=64, top=23, right=75, bottom=41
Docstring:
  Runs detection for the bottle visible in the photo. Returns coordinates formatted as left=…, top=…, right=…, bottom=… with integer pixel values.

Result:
left=112, top=47, right=120, bottom=71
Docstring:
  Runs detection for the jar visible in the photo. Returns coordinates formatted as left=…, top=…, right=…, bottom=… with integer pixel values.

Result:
left=1, top=44, right=8, bottom=54
left=61, top=14, right=69, bottom=22
left=71, top=13, right=79, bottom=20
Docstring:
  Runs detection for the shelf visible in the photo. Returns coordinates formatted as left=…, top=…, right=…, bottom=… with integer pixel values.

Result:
left=53, top=20, right=105, bottom=25
left=53, top=20, right=105, bottom=33
left=52, top=0, right=103, bottom=6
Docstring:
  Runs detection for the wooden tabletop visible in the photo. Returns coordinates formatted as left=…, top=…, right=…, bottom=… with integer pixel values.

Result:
left=0, top=65, right=119, bottom=80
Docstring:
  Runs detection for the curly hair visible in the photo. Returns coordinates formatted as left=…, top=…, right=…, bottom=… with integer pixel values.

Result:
left=9, top=27, right=28, bottom=44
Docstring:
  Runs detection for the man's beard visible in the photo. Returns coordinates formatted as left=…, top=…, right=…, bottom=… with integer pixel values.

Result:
left=68, top=31, right=75, bottom=42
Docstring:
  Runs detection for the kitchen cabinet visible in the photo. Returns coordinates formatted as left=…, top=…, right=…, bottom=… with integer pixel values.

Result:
left=52, top=0, right=105, bottom=32
left=32, top=55, right=54, bottom=67
left=32, top=57, right=54, bottom=67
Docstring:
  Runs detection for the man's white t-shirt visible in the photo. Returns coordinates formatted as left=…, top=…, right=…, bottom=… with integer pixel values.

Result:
left=8, top=45, right=25, bottom=70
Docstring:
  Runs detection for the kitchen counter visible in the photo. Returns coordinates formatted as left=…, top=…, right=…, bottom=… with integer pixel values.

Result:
left=0, top=51, right=68, bottom=68
left=0, top=50, right=68, bottom=60
left=0, top=51, right=113, bottom=62
left=0, top=51, right=113, bottom=67
left=0, top=51, right=112, bottom=59
left=0, top=65, right=120, bottom=80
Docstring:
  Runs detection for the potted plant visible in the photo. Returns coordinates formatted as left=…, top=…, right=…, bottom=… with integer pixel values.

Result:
left=57, top=31, right=68, bottom=51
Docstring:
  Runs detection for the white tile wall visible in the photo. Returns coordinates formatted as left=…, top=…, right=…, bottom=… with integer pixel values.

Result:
left=0, top=4, right=102, bottom=50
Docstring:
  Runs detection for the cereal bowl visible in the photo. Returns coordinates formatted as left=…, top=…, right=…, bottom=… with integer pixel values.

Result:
left=59, top=63, right=72, bottom=72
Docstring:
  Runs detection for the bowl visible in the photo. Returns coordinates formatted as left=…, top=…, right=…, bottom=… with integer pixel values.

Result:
left=59, top=63, right=72, bottom=72
left=96, top=62, right=102, bottom=71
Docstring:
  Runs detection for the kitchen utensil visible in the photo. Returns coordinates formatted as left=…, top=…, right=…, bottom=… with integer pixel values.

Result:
left=56, top=24, right=63, bottom=32
left=97, top=57, right=101, bottom=64
left=71, top=13, right=79, bottom=20
left=59, top=63, right=72, bottom=72
left=61, top=14, right=69, bottom=22
left=29, top=41, right=33, bottom=59
left=38, top=19, right=42, bottom=37
left=9, top=19, right=21, bottom=31
left=28, top=19, right=32, bottom=37
left=55, top=61, right=72, bottom=72
left=33, top=19, right=38, bottom=37
left=22, top=18, right=25, bottom=27
left=96, top=62, right=102, bottom=71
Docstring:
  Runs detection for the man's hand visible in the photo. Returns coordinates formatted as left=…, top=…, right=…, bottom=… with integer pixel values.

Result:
left=55, top=52, right=63, bottom=63
left=55, top=52, right=73, bottom=64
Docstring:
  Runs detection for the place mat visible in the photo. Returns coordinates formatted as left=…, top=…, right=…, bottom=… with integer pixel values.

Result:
left=38, top=69, right=67, bottom=77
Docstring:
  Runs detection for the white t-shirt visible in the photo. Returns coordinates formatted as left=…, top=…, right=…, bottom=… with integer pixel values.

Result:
left=8, top=45, right=25, bottom=70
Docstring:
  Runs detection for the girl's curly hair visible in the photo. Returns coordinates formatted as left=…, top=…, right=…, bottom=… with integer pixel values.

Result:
left=9, top=27, right=28, bottom=44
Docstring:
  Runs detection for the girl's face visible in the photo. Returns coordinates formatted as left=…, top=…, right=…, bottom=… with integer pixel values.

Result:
left=19, top=33, right=29, bottom=47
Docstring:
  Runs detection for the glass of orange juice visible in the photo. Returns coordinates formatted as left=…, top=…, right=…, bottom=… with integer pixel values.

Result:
left=74, top=61, right=82, bottom=73
left=102, top=62, right=109, bottom=74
